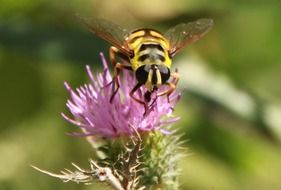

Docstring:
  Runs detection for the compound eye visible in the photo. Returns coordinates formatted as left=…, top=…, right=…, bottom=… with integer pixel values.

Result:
left=158, top=65, right=170, bottom=83
left=135, top=65, right=150, bottom=84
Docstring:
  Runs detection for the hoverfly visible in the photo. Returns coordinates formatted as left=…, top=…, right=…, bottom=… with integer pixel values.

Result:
left=77, top=15, right=213, bottom=112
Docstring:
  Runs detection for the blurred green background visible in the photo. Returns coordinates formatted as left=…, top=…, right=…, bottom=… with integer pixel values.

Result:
left=0, top=0, right=281, bottom=189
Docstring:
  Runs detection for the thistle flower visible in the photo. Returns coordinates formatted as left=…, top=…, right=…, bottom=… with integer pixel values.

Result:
left=34, top=52, right=184, bottom=190
left=62, top=52, right=181, bottom=138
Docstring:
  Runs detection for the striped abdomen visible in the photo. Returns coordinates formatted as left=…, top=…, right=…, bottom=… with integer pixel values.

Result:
left=127, top=29, right=172, bottom=91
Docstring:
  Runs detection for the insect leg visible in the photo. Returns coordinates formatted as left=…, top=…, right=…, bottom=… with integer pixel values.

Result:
left=171, top=68, right=180, bottom=86
left=156, top=70, right=180, bottom=102
left=129, top=83, right=148, bottom=115
left=109, top=46, right=132, bottom=102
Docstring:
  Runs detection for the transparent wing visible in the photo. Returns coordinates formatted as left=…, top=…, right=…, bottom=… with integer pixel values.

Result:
left=76, top=14, right=132, bottom=56
left=164, top=18, right=213, bottom=57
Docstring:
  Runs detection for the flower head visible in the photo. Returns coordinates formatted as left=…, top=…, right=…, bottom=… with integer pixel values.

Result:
left=62, top=53, right=180, bottom=138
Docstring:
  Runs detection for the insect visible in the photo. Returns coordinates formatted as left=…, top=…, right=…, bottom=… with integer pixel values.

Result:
left=77, top=15, right=213, bottom=112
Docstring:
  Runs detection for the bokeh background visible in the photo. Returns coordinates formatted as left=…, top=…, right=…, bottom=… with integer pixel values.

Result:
left=0, top=0, right=281, bottom=189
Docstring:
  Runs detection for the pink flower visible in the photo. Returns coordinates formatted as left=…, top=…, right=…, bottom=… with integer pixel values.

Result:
left=62, top=53, right=181, bottom=138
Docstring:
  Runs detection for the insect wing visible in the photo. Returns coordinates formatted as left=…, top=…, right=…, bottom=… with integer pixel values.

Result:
left=76, top=15, right=132, bottom=56
left=164, top=18, right=213, bottom=57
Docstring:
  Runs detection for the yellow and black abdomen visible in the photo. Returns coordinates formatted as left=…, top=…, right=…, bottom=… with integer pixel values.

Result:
left=127, top=29, right=171, bottom=70
left=126, top=29, right=172, bottom=91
